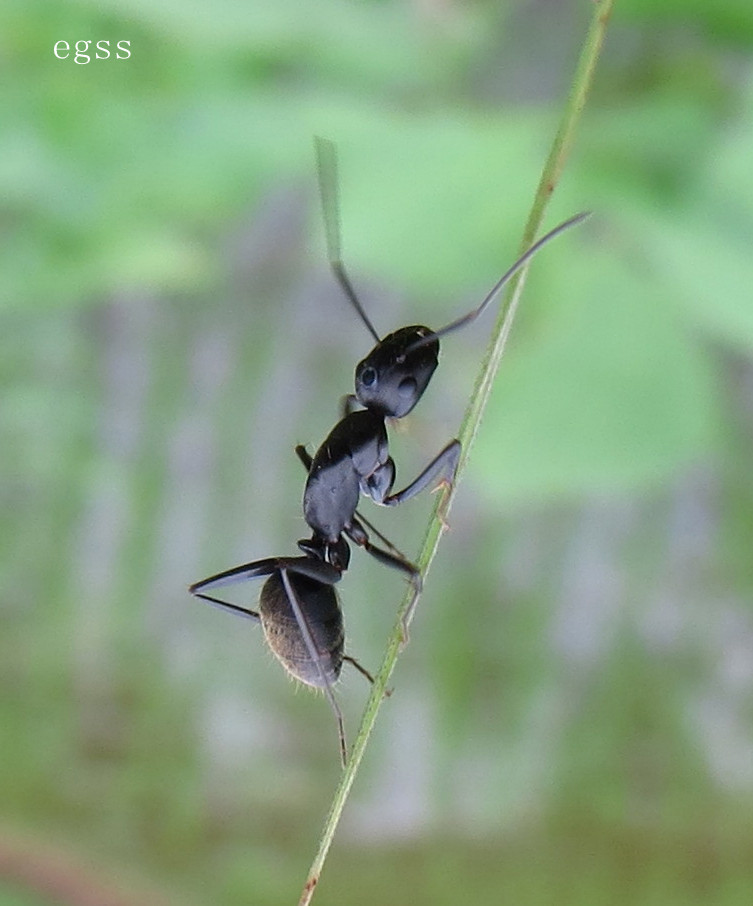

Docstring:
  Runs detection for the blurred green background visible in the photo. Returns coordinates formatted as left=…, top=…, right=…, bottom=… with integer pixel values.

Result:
left=3, top=0, right=753, bottom=903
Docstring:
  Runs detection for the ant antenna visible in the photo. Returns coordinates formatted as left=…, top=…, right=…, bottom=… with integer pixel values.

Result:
left=315, top=137, right=381, bottom=344
left=407, top=211, right=591, bottom=352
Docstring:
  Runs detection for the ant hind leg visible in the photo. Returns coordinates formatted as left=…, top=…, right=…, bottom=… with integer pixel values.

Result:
left=280, top=569, right=349, bottom=768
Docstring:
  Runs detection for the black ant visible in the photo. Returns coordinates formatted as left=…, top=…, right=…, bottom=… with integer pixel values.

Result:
left=189, top=137, right=589, bottom=765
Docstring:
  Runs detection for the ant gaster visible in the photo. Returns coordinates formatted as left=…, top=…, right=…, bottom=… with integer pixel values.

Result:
left=189, top=137, right=589, bottom=766
left=190, top=545, right=375, bottom=767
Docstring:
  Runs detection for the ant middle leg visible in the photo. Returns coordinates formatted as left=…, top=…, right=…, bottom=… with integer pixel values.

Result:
left=347, top=515, right=433, bottom=646
left=347, top=516, right=422, bottom=592
left=346, top=507, right=408, bottom=561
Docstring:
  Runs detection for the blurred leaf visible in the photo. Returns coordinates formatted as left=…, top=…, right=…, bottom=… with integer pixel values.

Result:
left=628, top=79, right=753, bottom=353
left=706, top=74, right=753, bottom=209
left=575, top=95, right=718, bottom=210
left=473, top=245, right=719, bottom=502
left=2, top=4, right=753, bottom=901
left=640, top=209, right=753, bottom=354
left=322, top=114, right=549, bottom=300
left=96, top=230, right=216, bottom=293
left=620, top=0, right=753, bottom=43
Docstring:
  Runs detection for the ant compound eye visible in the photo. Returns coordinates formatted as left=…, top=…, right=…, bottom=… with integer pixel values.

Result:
left=360, top=366, right=377, bottom=387
left=398, top=376, right=417, bottom=398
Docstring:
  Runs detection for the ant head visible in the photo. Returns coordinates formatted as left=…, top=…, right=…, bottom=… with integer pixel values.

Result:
left=355, top=326, right=439, bottom=418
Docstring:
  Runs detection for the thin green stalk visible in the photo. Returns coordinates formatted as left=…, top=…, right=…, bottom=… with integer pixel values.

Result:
left=297, top=3, right=614, bottom=903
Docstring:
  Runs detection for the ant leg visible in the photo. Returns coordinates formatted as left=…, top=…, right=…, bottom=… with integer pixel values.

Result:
left=295, top=444, right=313, bottom=471
left=347, top=518, right=423, bottom=592
left=382, top=440, right=461, bottom=506
left=343, top=654, right=393, bottom=698
left=280, top=569, right=348, bottom=768
left=193, top=593, right=261, bottom=622
left=359, top=538, right=422, bottom=591
left=190, top=558, right=283, bottom=595
left=189, top=559, right=282, bottom=621
left=400, top=584, right=425, bottom=645
left=191, top=556, right=340, bottom=596
left=190, top=556, right=341, bottom=626
left=342, top=654, right=375, bottom=684
left=348, top=516, right=422, bottom=645
left=348, top=508, right=409, bottom=561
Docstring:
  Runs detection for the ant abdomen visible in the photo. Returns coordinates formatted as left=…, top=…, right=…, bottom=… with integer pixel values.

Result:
left=259, top=572, right=344, bottom=688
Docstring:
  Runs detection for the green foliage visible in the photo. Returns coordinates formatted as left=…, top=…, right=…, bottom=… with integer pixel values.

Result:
left=3, top=0, right=753, bottom=904
left=475, top=246, right=720, bottom=500
left=6, top=0, right=752, bottom=499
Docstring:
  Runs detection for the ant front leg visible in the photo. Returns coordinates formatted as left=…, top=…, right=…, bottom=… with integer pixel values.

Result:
left=381, top=439, right=461, bottom=507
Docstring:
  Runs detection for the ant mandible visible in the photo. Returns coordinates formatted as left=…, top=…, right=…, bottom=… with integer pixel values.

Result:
left=189, top=138, right=589, bottom=766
